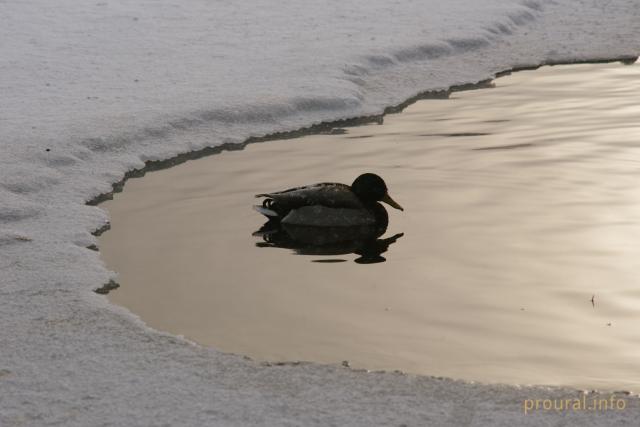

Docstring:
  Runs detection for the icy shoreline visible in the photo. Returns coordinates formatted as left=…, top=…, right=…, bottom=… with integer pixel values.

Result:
left=2, top=0, right=640, bottom=425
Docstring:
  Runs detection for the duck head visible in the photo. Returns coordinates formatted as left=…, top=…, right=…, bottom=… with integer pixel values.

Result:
left=351, top=173, right=404, bottom=211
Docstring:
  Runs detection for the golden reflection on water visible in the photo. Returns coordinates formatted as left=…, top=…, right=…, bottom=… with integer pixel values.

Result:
left=99, top=61, right=640, bottom=390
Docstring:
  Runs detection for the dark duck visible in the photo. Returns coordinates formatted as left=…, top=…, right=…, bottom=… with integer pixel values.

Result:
left=254, top=173, right=403, bottom=227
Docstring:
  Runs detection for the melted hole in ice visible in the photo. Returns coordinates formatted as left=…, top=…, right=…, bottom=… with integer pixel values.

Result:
left=99, top=60, right=640, bottom=392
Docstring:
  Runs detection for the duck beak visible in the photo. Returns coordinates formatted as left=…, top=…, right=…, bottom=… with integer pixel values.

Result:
left=381, top=193, right=404, bottom=211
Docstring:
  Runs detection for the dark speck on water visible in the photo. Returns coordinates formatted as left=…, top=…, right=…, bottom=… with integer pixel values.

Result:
left=419, top=132, right=491, bottom=137
left=474, top=143, right=533, bottom=150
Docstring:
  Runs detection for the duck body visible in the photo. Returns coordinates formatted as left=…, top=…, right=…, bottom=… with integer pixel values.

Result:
left=254, top=173, right=402, bottom=227
left=278, top=204, right=380, bottom=227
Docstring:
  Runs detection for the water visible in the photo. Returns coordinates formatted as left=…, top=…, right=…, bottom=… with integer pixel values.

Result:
left=99, top=61, right=640, bottom=391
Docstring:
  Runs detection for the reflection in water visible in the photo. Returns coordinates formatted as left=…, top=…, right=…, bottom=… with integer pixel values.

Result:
left=99, top=60, right=640, bottom=391
left=253, top=217, right=404, bottom=264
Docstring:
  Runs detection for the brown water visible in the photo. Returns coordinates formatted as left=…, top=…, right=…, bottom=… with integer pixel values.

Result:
left=99, top=61, right=640, bottom=391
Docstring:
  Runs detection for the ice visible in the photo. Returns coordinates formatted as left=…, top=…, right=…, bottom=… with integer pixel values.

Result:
left=1, top=0, right=639, bottom=425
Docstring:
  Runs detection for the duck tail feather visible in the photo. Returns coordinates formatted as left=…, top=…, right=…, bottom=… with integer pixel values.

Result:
left=253, top=205, right=279, bottom=218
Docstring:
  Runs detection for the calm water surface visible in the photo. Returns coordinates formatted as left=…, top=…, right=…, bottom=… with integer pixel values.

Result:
left=99, top=61, right=640, bottom=390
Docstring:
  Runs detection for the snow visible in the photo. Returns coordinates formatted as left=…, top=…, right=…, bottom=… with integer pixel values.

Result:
left=1, top=0, right=639, bottom=425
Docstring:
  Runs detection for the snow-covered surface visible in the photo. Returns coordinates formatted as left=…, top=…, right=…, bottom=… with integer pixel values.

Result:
left=1, top=0, right=639, bottom=425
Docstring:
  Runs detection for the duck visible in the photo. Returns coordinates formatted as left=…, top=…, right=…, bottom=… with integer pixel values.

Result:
left=254, top=173, right=403, bottom=227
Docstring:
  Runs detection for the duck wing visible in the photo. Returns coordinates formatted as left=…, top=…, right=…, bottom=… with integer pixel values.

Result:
left=256, top=183, right=364, bottom=209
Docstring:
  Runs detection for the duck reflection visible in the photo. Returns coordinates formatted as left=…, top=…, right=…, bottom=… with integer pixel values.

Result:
left=253, top=219, right=403, bottom=264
